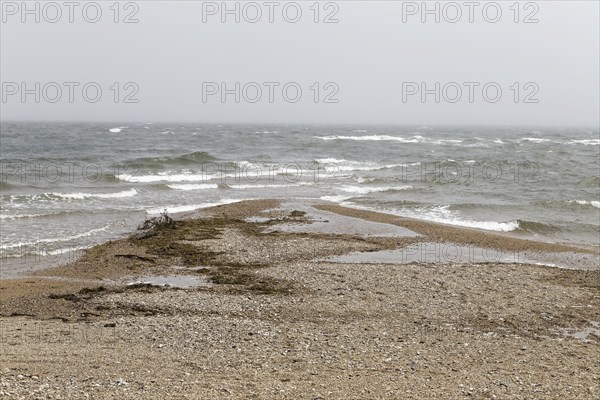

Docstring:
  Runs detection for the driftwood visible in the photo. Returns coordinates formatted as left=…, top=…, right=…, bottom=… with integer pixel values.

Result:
left=137, top=210, right=176, bottom=231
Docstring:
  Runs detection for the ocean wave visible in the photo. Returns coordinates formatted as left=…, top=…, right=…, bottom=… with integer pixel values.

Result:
left=0, top=211, right=66, bottom=220
left=119, top=168, right=322, bottom=184
left=462, top=142, right=490, bottom=148
left=0, top=225, right=111, bottom=251
left=168, top=150, right=219, bottom=162
left=414, top=214, right=519, bottom=232
left=315, top=135, right=463, bottom=145
left=166, top=183, right=219, bottom=191
left=340, top=185, right=413, bottom=194
left=319, top=195, right=352, bottom=204
left=355, top=177, right=376, bottom=184
left=315, top=158, right=401, bottom=172
left=117, top=173, right=215, bottom=183
left=397, top=205, right=520, bottom=232
left=125, top=151, right=219, bottom=168
left=145, top=198, right=248, bottom=215
left=235, top=160, right=280, bottom=169
left=569, top=200, right=600, bottom=209
left=317, top=201, right=520, bottom=232
left=566, top=139, right=600, bottom=146
left=2, top=189, right=138, bottom=202
left=519, top=137, right=552, bottom=143
left=515, top=220, right=560, bottom=234
left=352, top=176, right=414, bottom=185
left=229, top=182, right=315, bottom=189
left=108, top=126, right=127, bottom=133
left=315, top=158, right=348, bottom=164
left=536, top=199, right=600, bottom=209
left=53, top=189, right=138, bottom=200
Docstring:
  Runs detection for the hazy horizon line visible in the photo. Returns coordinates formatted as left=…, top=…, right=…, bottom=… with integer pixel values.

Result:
left=1, top=119, right=598, bottom=131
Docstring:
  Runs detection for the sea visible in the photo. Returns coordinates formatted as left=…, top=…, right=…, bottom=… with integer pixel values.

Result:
left=1, top=122, right=599, bottom=267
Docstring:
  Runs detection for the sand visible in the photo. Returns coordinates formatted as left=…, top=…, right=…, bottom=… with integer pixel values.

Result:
left=1, top=199, right=599, bottom=399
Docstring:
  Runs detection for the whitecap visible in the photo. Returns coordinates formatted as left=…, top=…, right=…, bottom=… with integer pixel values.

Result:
left=230, top=182, right=314, bottom=189
left=396, top=205, right=519, bottom=232
left=145, top=198, right=247, bottom=215
left=520, top=137, right=551, bottom=143
left=566, top=139, right=600, bottom=146
left=315, top=158, right=399, bottom=172
left=319, top=195, right=352, bottom=204
left=166, top=184, right=219, bottom=191
left=118, top=173, right=214, bottom=183
left=0, top=212, right=60, bottom=220
left=569, top=200, right=600, bottom=209
left=109, top=126, right=127, bottom=133
left=340, top=185, right=412, bottom=194
left=52, top=189, right=137, bottom=200
left=315, top=135, right=462, bottom=145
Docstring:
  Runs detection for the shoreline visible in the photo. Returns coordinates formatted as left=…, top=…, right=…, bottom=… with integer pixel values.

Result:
left=2, top=198, right=598, bottom=281
left=1, top=198, right=599, bottom=398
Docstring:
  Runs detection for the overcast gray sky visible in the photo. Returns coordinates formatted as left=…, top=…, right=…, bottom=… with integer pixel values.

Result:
left=1, top=1, right=599, bottom=126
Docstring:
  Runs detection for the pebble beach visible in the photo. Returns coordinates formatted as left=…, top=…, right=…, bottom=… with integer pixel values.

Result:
left=1, top=199, right=599, bottom=399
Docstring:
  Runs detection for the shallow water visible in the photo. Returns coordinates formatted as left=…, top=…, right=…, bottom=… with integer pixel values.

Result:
left=324, top=243, right=600, bottom=270
left=262, top=203, right=420, bottom=238
left=559, top=321, right=600, bottom=341
left=126, top=275, right=210, bottom=289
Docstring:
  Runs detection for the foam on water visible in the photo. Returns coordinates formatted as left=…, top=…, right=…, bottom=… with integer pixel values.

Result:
left=520, top=137, right=552, bottom=143
left=320, top=195, right=352, bottom=203
left=118, top=173, right=215, bottom=183
left=315, top=158, right=402, bottom=172
left=229, top=182, right=314, bottom=189
left=167, top=183, right=219, bottom=191
left=53, top=189, right=138, bottom=200
left=567, top=139, right=600, bottom=145
left=315, top=135, right=463, bottom=145
left=319, top=200, right=521, bottom=233
left=2, top=189, right=138, bottom=202
left=145, top=198, right=247, bottom=215
left=340, top=185, right=412, bottom=194
left=570, top=200, right=600, bottom=209
left=0, top=225, right=111, bottom=251
left=108, top=126, right=127, bottom=133
left=393, top=205, right=521, bottom=232
left=0, top=212, right=62, bottom=220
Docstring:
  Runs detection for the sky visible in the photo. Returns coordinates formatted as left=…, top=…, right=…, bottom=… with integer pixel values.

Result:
left=1, top=0, right=599, bottom=126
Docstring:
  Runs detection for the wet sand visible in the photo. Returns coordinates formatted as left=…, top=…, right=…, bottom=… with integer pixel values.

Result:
left=1, top=199, right=599, bottom=399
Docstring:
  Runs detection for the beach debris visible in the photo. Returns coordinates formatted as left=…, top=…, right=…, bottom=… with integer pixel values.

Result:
left=137, top=210, right=176, bottom=231
left=132, top=210, right=176, bottom=239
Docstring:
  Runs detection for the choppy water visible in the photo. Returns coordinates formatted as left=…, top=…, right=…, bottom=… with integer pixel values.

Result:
left=1, top=122, right=598, bottom=264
